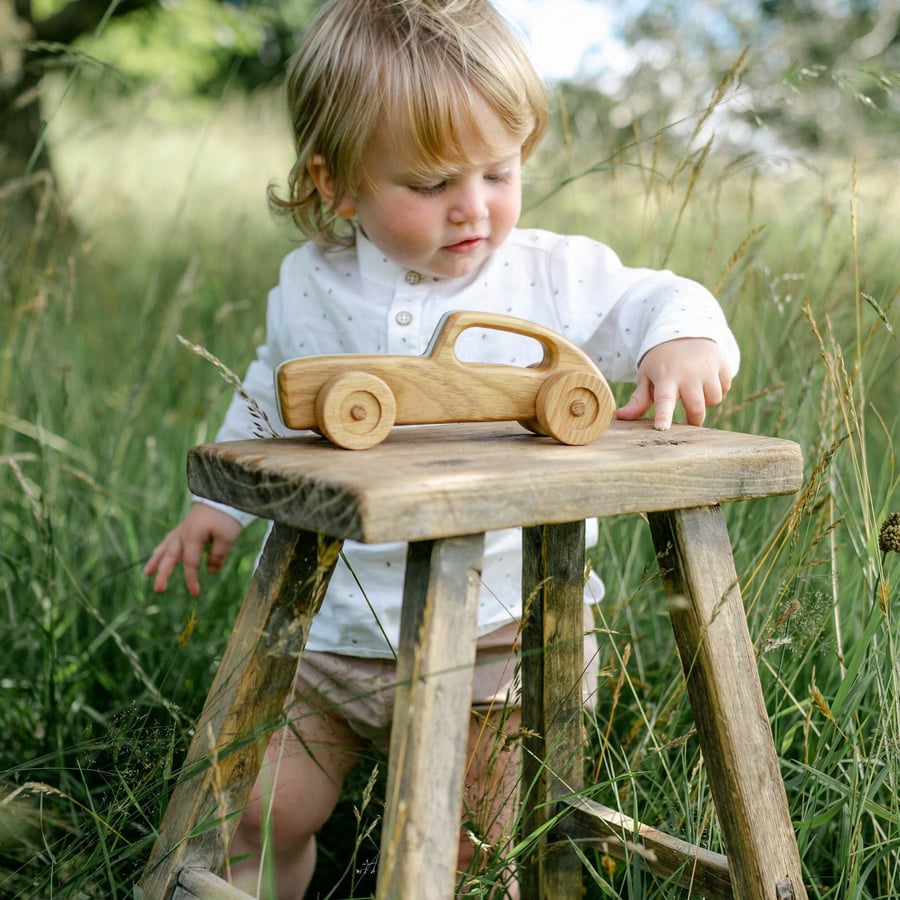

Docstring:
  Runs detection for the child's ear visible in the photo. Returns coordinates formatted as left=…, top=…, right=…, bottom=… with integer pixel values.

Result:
left=307, top=155, right=356, bottom=218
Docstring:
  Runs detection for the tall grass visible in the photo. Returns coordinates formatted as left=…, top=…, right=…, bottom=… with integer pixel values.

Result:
left=1, top=65, right=898, bottom=898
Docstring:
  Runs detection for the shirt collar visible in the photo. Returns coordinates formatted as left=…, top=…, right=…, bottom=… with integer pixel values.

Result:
left=355, top=230, right=410, bottom=289
left=354, top=228, right=492, bottom=292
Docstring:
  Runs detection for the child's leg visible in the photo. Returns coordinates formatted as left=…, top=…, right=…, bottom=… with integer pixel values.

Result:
left=229, top=703, right=366, bottom=899
left=457, top=606, right=600, bottom=898
left=458, top=706, right=522, bottom=899
left=228, top=607, right=597, bottom=899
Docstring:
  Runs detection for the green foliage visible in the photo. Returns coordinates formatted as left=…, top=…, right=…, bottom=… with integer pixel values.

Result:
left=2, top=36, right=899, bottom=900
left=62, top=0, right=321, bottom=95
left=593, top=0, right=900, bottom=157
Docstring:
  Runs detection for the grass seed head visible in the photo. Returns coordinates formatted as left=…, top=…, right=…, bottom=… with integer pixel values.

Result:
left=879, top=512, right=900, bottom=555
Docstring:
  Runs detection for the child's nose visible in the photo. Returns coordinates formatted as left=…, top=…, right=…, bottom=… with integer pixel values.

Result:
left=448, top=182, right=488, bottom=224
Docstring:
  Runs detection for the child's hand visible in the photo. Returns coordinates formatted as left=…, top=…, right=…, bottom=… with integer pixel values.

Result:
left=615, top=337, right=733, bottom=431
left=144, top=504, right=242, bottom=596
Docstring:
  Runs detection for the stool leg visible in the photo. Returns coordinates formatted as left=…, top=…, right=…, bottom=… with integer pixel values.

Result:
left=648, top=506, right=807, bottom=900
left=520, top=521, right=586, bottom=900
left=140, top=524, right=342, bottom=899
left=377, top=534, right=485, bottom=900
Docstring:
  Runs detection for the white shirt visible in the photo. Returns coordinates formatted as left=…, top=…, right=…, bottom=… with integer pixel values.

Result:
left=199, top=228, right=740, bottom=658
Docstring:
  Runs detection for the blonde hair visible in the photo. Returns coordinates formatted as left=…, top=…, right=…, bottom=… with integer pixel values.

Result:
left=270, top=0, right=549, bottom=245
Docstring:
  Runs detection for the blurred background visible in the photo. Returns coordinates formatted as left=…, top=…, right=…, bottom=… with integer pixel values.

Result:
left=4, top=0, right=899, bottom=236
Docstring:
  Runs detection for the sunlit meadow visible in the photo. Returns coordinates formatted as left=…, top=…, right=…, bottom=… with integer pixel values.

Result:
left=1, top=50, right=899, bottom=898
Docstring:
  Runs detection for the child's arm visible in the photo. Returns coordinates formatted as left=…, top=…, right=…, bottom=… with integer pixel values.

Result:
left=144, top=504, right=243, bottom=596
left=615, top=337, right=733, bottom=431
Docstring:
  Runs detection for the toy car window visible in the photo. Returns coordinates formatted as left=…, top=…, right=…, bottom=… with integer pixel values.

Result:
left=452, top=328, right=544, bottom=367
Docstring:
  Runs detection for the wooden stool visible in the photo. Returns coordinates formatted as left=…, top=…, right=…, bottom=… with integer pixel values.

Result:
left=140, top=420, right=807, bottom=900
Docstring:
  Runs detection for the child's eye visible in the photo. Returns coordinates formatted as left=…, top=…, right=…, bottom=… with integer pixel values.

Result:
left=411, top=182, right=446, bottom=195
left=485, top=170, right=512, bottom=184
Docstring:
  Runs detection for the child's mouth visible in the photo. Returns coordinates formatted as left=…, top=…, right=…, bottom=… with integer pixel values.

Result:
left=445, top=237, right=484, bottom=254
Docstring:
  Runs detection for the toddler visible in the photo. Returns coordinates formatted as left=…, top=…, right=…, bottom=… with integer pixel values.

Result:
left=145, top=0, right=739, bottom=896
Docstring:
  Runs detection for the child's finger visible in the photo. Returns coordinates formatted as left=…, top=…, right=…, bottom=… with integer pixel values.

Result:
left=146, top=537, right=178, bottom=592
left=153, top=568, right=172, bottom=594
left=651, top=393, right=677, bottom=430
left=144, top=535, right=175, bottom=576
left=180, top=536, right=207, bottom=597
left=705, top=374, right=727, bottom=408
left=615, top=380, right=652, bottom=421
left=642, top=376, right=677, bottom=430
left=206, top=534, right=235, bottom=574
left=679, top=384, right=708, bottom=427
left=143, top=546, right=162, bottom=577
left=183, top=571, right=201, bottom=597
left=151, top=551, right=178, bottom=593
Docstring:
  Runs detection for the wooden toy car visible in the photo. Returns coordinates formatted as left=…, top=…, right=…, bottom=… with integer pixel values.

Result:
left=275, top=310, right=615, bottom=449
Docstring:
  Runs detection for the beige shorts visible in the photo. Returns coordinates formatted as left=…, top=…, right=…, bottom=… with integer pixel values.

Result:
left=291, top=607, right=599, bottom=754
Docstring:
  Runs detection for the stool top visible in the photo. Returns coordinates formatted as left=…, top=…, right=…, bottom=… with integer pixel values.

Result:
left=187, top=420, right=802, bottom=543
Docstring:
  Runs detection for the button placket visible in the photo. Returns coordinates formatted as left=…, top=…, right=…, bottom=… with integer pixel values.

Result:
left=388, top=270, right=431, bottom=354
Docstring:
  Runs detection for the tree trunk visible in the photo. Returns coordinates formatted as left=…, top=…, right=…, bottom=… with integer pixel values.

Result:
left=1, top=0, right=49, bottom=220
left=0, top=0, right=157, bottom=224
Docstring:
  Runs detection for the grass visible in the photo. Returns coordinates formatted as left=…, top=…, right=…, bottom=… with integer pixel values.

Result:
left=1, top=67, right=899, bottom=899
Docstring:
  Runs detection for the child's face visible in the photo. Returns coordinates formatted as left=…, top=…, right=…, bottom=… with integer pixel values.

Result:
left=341, top=95, right=523, bottom=280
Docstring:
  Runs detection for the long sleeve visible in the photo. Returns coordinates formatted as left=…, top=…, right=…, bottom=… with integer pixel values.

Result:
left=542, top=232, right=740, bottom=382
left=191, top=283, right=297, bottom=526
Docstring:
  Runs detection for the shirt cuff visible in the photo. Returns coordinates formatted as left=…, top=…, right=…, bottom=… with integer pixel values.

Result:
left=191, top=496, right=257, bottom=529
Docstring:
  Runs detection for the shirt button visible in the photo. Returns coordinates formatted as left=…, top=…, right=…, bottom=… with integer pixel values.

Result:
left=395, top=310, right=413, bottom=326
left=405, top=271, right=422, bottom=285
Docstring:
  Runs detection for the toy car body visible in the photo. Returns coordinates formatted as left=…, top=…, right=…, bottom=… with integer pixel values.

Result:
left=275, top=310, right=615, bottom=449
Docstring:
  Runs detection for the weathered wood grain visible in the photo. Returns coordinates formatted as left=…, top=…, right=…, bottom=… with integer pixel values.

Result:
left=376, top=535, right=485, bottom=899
left=172, top=866, right=253, bottom=899
left=146, top=421, right=807, bottom=900
left=187, top=420, right=803, bottom=544
left=520, top=521, right=587, bottom=898
left=649, top=507, right=807, bottom=900
left=140, top=525, right=341, bottom=899
left=553, top=796, right=732, bottom=898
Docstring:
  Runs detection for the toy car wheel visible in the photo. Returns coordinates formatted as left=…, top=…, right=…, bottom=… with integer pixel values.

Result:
left=535, top=370, right=614, bottom=445
left=516, top=417, right=547, bottom=436
left=315, top=371, right=397, bottom=449
left=517, top=362, right=548, bottom=435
